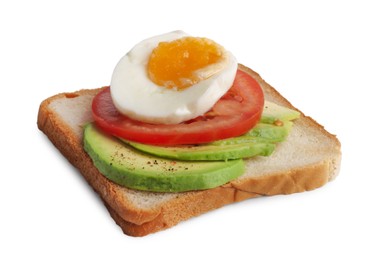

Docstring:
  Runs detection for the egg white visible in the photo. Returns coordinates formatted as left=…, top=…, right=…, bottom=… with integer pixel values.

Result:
left=110, top=31, right=238, bottom=125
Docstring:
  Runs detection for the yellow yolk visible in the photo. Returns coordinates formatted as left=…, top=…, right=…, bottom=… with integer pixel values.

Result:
left=147, top=37, right=226, bottom=90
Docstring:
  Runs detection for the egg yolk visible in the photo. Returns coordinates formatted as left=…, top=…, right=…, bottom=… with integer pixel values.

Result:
left=147, top=37, right=226, bottom=90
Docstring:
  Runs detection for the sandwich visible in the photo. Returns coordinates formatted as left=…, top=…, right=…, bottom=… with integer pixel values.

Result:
left=37, top=31, right=341, bottom=236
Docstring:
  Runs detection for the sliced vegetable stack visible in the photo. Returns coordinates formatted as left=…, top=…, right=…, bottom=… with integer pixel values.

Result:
left=84, top=99, right=300, bottom=192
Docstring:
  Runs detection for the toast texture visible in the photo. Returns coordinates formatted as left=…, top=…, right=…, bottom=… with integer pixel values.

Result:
left=37, top=64, right=341, bottom=236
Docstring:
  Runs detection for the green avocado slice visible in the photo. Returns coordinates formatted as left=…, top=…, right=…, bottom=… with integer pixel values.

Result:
left=125, top=122, right=292, bottom=161
left=261, top=101, right=300, bottom=124
left=84, top=123, right=245, bottom=192
left=211, top=121, right=292, bottom=145
left=126, top=141, right=275, bottom=161
left=124, top=101, right=299, bottom=161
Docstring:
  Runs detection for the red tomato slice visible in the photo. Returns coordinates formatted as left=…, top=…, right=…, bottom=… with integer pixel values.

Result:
left=92, top=69, right=264, bottom=145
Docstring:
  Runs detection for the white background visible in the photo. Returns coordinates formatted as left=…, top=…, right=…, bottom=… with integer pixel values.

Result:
left=1, top=0, right=377, bottom=259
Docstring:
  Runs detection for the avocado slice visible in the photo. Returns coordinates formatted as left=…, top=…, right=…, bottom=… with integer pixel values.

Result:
left=84, top=123, right=245, bottom=192
left=125, top=122, right=291, bottom=161
left=212, top=121, right=293, bottom=145
left=126, top=141, right=275, bottom=161
left=261, top=101, right=300, bottom=124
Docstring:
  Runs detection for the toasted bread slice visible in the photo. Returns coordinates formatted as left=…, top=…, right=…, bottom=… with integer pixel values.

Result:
left=37, top=64, right=341, bottom=236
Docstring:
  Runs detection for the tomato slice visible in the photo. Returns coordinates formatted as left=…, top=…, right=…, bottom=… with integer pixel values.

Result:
left=92, top=69, right=264, bottom=145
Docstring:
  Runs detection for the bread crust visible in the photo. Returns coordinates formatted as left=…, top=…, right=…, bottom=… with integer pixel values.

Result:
left=37, top=65, right=341, bottom=236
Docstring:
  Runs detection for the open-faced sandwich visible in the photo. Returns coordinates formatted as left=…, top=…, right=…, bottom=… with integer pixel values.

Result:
left=38, top=31, right=341, bottom=236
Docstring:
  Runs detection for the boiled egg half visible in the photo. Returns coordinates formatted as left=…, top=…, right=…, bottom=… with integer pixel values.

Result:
left=110, top=31, right=237, bottom=124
